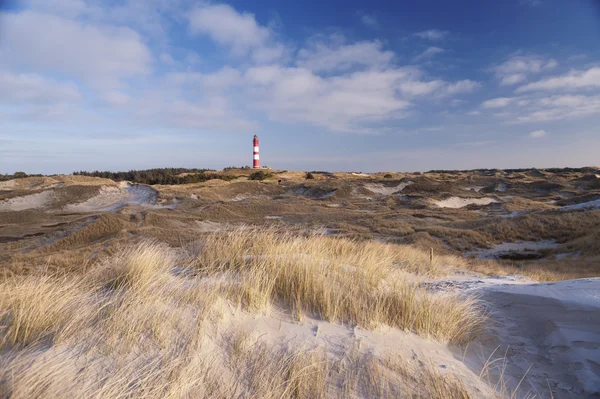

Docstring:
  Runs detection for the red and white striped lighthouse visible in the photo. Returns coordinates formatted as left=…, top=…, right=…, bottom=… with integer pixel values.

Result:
left=253, top=134, right=260, bottom=169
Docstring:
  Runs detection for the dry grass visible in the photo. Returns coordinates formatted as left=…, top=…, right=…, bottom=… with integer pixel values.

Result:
left=0, top=229, right=490, bottom=398
left=193, top=227, right=485, bottom=344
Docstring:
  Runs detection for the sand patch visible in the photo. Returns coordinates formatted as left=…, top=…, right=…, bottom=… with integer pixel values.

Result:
left=495, top=183, right=507, bottom=192
left=561, top=199, right=600, bottom=211
left=466, top=240, right=559, bottom=260
left=65, top=183, right=159, bottom=212
left=463, top=186, right=484, bottom=192
left=364, top=182, right=413, bottom=196
left=475, top=279, right=600, bottom=397
left=426, top=274, right=600, bottom=397
left=0, top=190, right=54, bottom=212
left=433, top=197, right=498, bottom=209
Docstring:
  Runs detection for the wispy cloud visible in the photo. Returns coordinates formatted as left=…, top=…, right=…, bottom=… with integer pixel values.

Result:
left=481, top=97, right=516, bottom=109
left=520, top=0, right=543, bottom=6
left=188, top=3, right=286, bottom=64
left=491, top=54, right=557, bottom=86
left=529, top=130, right=547, bottom=138
left=1, top=11, right=151, bottom=88
left=297, top=36, right=393, bottom=73
left=413, top=47, right=445, bottom=62
left=482, top=93, right=600, bottom=124
left=414, top=29, right=449, bottom=41
left=358, top=12, right=378, bottom=28
left=0, top=71, right=81, bottom=104
left=517, top=67, right=600, bottom=92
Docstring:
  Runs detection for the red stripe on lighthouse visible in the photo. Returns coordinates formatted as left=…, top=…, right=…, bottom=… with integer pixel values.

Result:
left=253, top=134, right=260, bottom=169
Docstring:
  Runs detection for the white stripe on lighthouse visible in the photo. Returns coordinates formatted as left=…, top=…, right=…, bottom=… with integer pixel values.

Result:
left=254, top=154, right=260, bottom=160
left=254, top=146, right=259, bottom=152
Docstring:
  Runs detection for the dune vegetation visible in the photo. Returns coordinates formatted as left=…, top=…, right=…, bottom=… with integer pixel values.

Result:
left=0, top=228, right=488, bottom=398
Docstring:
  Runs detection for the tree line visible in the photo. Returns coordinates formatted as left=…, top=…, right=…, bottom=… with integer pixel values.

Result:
left=73, top=168, right=231, bottom=185
left=0, top=172, right=43, bottom=182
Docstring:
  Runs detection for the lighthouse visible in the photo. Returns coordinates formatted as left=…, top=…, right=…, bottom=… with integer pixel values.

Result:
left=253, top=134, right=260, bottom=169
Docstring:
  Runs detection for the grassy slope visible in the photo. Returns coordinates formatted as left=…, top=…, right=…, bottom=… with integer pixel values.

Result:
left=0, top=229, right=489, bottom=398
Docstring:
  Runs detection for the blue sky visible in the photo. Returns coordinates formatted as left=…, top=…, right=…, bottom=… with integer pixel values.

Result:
left=1, top=0, right=600, bottom=173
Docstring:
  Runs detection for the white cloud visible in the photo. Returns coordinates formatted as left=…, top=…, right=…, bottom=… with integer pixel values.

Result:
left=188, top=4, right=285, bottom=63
left=501, top=73, right=527, bottom=85
left=491, top=54, right=557, bottom=86
left=515, top=94, right=600, bottom=123
left=297, top=38, right=393, bottom=73
left=0, top=11, right=151, bottom=87
left=165, top=67, right=242, bottom=91
left=529, top=130, right=547, bottom=138
left=101, top=91, right=131, bottom=107
left=243, top=66, right=411, bottom=132
left=517, top=67, right=600, bottom=92
left=414, top=29, right=449, bottom=41
left=242, top=65, right=479, bottom=132
left=413, top=47, right=445, bottom=62
left=444, top=80, right=480, bottom=96
left=484, top=92, right=600, bottom=124
left=481, top=97, right=514, bottom=108
left=359, top=13, right=378, bottom=28
left=113, top=89, right=258, bottom=132
left=21, top=0, right=181, bottom=39
left=520, top=0, right=543, bottom=6
left=0, top=71, right=81, bottom=104
left=159, top=53, right=177, bottom=66
left=0, top=2, right=483, bottom=137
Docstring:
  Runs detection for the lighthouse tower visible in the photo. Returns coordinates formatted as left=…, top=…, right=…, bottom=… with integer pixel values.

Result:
left=253, top=135, right=260, bottom=169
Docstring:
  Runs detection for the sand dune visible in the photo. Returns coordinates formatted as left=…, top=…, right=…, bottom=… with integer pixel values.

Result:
left=65, top=183, right=159, bottom=212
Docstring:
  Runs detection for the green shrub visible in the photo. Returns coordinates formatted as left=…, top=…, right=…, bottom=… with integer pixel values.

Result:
left=384, top=174, right=393, bottom=179
left=248, top=171, right=272, bottom=181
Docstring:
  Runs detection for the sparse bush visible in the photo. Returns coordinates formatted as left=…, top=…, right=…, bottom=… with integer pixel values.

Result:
left=384, top=173, right=393, bottom=179
left=0, top=172, right=43, bottom=181
left=305, top=172, right=315, bottom=180
left=248, top=171, right=272, bottom=181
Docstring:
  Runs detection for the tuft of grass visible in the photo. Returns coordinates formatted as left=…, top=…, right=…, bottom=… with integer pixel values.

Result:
left=0, top=274, right=91, bottom=349
left=194, top=227, right=486, bottom=344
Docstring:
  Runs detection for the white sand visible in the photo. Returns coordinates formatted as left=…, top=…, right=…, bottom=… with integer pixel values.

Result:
left=495, top=183, right=507, bottom=192
left=0, top=190, right=54, bottom=212
left=364, top=181, right=413, bottom=196
left=216, top=302, right=495, bottom=397
left=476, top=279, right=600, bottom=397
left=65, top=183, right=159, bottom=212
left=463, top=186, right=485, bottom=192
left=466, top=240, right=559, bottom=259
left=433, top=197, right=498, bottom=208
left=428, top=274, right=600, bottom=397
left=561, top=199, right=600, bottom=211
